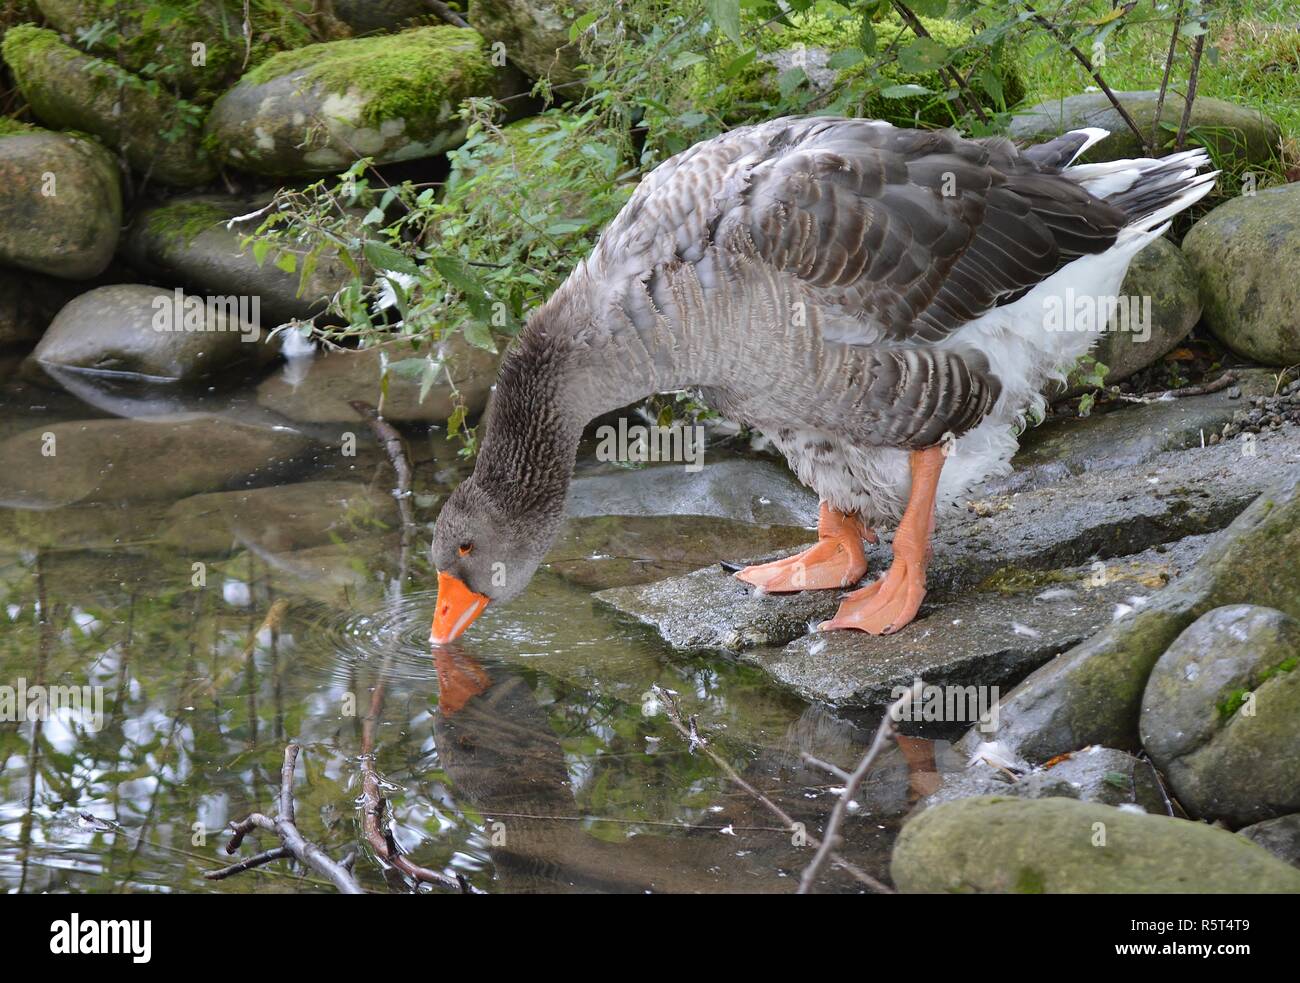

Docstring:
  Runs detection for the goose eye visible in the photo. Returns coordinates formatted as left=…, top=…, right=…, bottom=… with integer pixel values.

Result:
left=458, top=542, right=473, bottom=557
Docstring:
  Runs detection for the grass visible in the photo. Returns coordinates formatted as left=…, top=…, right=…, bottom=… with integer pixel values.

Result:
left=1015, top=0, right=1298, bottom=167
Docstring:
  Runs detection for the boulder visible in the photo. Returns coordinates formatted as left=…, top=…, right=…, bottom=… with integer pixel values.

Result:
left=123, top=194, right=359, bottom=325
left=1, top=26, right=215, bottom=186
left=1181, top=183, right=1300, bottom=366
left=1009, top=91, right=1281, bottom=168
left=959, top=466, right=1300, bottom=765
left=206, top=26, right=506, bottom=177
left=1237, top=814, right=1300, bottom=868
left=31, top=284, right=278, bottom=383
left=255, top=335, right=498, bottom=423
left=332, top=0, right=428, bottom=35
left=0, top=125, right=121, bottom=279
left=890, top=796, right=1300, bottom=893
left=0, top=416, right=314, bottom=507
left=1140, top=605, right=1300, bottom=827
left=33, top=0, right=315, bottom=100
left=1063, top=237, right=1201, bottom=391
left=468, top=0, right=592, bottom=86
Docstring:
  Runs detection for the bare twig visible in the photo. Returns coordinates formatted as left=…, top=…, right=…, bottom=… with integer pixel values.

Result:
left=204, top=846, right=291, bottom=880
left=652, top=685, right=892, bottom=894
left=1175, top=15, right=1208, bottom=152
left=218, top=744, right=366, bottom=894
left=350, top=400, right=416, bottom=534
left=1153, top=0, right=1185, bottom=148
left=798, top=680, right=924, bottom=894
left=419, top=0, right=470, bottom=29
left=1019, top=1, right=1149, bottom=153
left=890, top=2, right=988, bottom=125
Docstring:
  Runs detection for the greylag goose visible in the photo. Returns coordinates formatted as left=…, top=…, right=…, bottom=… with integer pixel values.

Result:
left=430, top=115, right=1216, bottom=644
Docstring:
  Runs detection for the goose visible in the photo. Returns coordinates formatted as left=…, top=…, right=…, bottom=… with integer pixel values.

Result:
left=429, top=115, right=1216, bottom=645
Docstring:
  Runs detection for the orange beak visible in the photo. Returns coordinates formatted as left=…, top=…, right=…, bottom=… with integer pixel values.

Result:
left=430, top=571, right=490, bottom=645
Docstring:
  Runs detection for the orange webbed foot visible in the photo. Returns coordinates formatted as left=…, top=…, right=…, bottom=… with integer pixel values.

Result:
left=819, top=554, right=927, bottom=635
left=734, top=503, right=873, bottom=593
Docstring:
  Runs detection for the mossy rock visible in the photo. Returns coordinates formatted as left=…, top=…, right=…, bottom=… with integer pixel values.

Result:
left=0, top=125, right=122, bottom=278
left=123, top=193, right=359, bottom=323
left=1141, top=605, right=1300, bottom=828
left=468, top=0, right=593, bottom=87
left=1063, top=237, right=1201, bottom=391
left=1008, top=91, right=1281, bottom=171
left=1181, top=183, right=1300, bottom=367
left=206, top=25, right=511, bottom=177
left=891, top=796, right=1300, bottom=893
left=1, top=25, right=216, bottom=186
left=692, top=12, right=1023, bottom=128
left=33, top=0, right=318, bottom=101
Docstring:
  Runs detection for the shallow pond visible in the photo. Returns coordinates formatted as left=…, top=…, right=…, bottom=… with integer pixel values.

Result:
left=0, top=376, right=934, bottom=893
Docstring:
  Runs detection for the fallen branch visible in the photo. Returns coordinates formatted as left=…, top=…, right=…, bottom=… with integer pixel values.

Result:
left=419, top=0, right=470, bottom=29
left=212, top=743, right=365, bottom=894
left=651, top=685, right=892, bottom=894
left=797, top=680, right=924, bottom=894
left=350, top=400, right=416, bottom=533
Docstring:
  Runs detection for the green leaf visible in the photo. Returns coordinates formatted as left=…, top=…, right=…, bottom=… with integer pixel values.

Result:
left=909, top=0, right=948, bottom=15
left=274, top=251, right=297, bottom=274
left=777, top=67, right=808, bottom=99
left=706, top=0, right=741, bottom=43
left=363, top=240, right=419, bottom=275
left=461, top=318, right=498, bottom=353
left=827, top=48, right=865, bottom=70
left=251, top=239, right=271, bottom=266
left=898, top=38, right=949, bottom=74
left=858, top=16, right=877, bottom=55
left=720, top=47, right=758, bottom=79
left=569, top=10, right=599, bottom=43
left=880, top=83, right=932, bottom=98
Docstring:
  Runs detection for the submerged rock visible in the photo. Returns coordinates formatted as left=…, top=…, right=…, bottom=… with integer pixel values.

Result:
left=255, top=335, right=498, bottom=423
left=0, top=416, right=314, bottom=507
left=33, top=0, right=315, bottom=99
left=31, top=284, right=277, bottom=383
left=123, top=194, right=359, bottom=325
left=1181, top=183, right=1300, bottom=366
left=1, top=26, right=216, bottom=186
left=891, top=796, right=1300, bottom=893
left=918, top=746, right=1167, bottom=815
left=1140, top=605, right=1300, bottom=828
left=962, top=464, right=1300, bottom=765
left=207, top=26, right=505, bottom=176
left=1009, top=91, right=1281, bottom=168
left=161, top=480, right=397, bottom=554
left=1237, top=814, right=1300, bottom=868
left=0, top=125, right=121, bottom=279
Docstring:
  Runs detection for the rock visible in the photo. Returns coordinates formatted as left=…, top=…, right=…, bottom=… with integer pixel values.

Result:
left=1181, top=183, right=1300, bottom=366
left=123, top=194, right=359, bottom=325
left=2, top=500, right=167, bottom=550
left=569, top=456, right=818, bottom=526
left=33, top=0, right=314, bottom=99
left=332, top=0, right=428, bottom=35
left=0, top=416, right=315, bottom=507
left=999, top=368, right=1278, bottom=495
left=1062, top=237, right=1201, bottom=391
left=547, top=513, right=812, bottom=590
left=160, top=480, right=397, bottom=554
left=0, top=268, right=79, bottom=349
left=960, top=465, right=1300, bottom=765
left=255, top=335, right=498, bottom=423
left=468, top=0, right=592, bottom=86
left=1, top=26, right=216, bottom=186
left=918, top=747, right=1167, bottom=815
left=1008, top=91, right=1281, bottom=168
left=744, top=538, right=1210, bottom=705
left=30, top=284, right=277, bottom=383
left=596, top=423, right=1300, bottom=661
left=207, top=26, right=506, bottom=177
left=1140, top=605, right=1300, bottom=828
left=0, top=126, right=121, bottom=279
left=1238, top=815, right=1300, bottom=868
left=890, top=796, right=1300, bottom=893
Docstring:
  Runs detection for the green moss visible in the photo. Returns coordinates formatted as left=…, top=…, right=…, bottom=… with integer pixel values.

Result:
left=0, top=115, right=38, bottom=137
left=143, top=200, right=229, bottom=246
left=30, top=0, right=315, bottom=101
left=1013, top=866, right=1046, bottom=894
left=242, top=26, right=493, bottom=137
left=976, top=565, right=1083, bottom=595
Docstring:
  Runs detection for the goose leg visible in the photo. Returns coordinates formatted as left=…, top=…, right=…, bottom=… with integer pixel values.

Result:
left=820, top=446, right=944, bottom=634
left=734, top=501, right=875, bottom=592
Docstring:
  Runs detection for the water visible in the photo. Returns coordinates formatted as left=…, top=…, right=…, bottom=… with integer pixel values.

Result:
left=0, top=374, right=925, bottom=894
